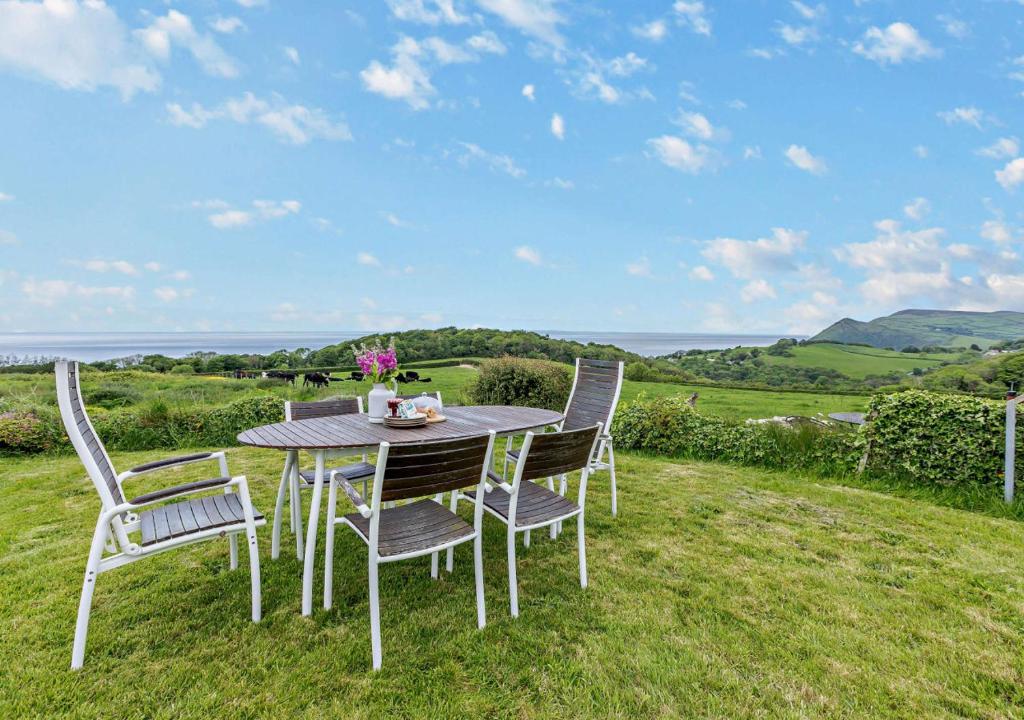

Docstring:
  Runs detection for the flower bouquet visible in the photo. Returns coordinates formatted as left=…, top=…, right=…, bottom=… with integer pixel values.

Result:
left=353, top=339, right=399, bottom=422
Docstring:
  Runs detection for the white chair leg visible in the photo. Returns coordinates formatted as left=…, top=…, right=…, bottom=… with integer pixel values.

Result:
left=548, top=477, right=557, bottom=539
left=446, top=491, right=458, bottom=573
left=301, top=452, right=325, bottom=616
left=292, top=462, right=304, bottom=561
left=503, top=436, right=512, bottom=479
left=474, top=532, right=486, bottom=629
left=507, top=528, right=519, bottom=618
left=229, top=534, right=239, bottom=570
left=430, top=552, right=439, bottom=579
left=324, top=476, right=338, bottom=610
left=524, top=529, right=530, bottom=548
left=369, top=557, right=382, bottom=670
left=608, top=441, right=617, bottom=518
left=271, top=453, right=292, bottom=560
left=71, top=516, right=108, bottom=670
left=236, top=478, right=262, bottom=622
left=578, top=511, right=588, bottom=589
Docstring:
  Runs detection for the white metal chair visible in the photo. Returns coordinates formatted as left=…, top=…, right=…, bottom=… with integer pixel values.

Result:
left=272, top=397, right=375, bottom=560
left=55, top=361, right=263, bottom=669
left=456, top=423, right=602, bottom=617
left=324, top=431, right=496, bottom=670
left=504, top=358, right=624, bottom=517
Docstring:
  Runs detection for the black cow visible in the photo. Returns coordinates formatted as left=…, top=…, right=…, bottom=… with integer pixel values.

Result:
left=303, top=372, right=330, bottom=389
left=405, top=371, right=420, bottom=381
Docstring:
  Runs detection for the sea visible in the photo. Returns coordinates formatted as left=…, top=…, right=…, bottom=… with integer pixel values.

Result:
left=0, top=331, right=793, bottom=363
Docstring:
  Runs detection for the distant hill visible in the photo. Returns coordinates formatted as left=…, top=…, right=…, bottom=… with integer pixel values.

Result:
left=809, top=310, right=1024, bottom=349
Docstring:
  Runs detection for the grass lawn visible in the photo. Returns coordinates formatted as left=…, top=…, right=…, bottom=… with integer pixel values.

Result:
left=760, top=343, right=964, bottom=380
left=2, top=446, right=1023, bottom=718
left=1, top=365, right=870, bottom=425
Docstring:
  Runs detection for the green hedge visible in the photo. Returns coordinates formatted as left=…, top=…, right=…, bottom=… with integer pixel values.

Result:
left=0, top=396, right=284, bottom=455
left=863, top=390, right=1022, bottom=486
left=468, top=357, right=572, bottom=411
left=612, top=396, right=861, bottom=476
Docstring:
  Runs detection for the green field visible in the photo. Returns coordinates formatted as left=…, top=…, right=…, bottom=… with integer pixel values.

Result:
left=759, top=343, right=963, bottom=379
left=0, top=363, right=869, bottom=426
left=2, top=446, right=1022, bottom=717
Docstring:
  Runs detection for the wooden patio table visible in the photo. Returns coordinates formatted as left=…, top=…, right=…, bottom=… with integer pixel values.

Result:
left=238, top=405, right=564, bottom=616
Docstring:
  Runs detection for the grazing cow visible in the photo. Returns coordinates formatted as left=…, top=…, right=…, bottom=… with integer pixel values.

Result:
left=405, top=371, right=420, bottom=382
left=394, top=372, right=409, bottom=384
left=687, top=392, right=698, bottom=407
left=267, top=370, right=297, bottom=385
left=303, top=372, right=330, bottom=389
left=350, top=371, right=364, bottom=382
left=419, top=377, right=432, bottom=383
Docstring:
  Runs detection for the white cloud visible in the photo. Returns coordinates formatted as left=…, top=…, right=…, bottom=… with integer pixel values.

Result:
left=153, top=286, right=181, bottom=302
left=456, top=142, right=526, bottom=178
left=210, top=16, right=245, bottom=34
left=81, top=259, right=138, bottom=275
left=0, top=192, right=13, bottom=202
left=283, top=46, right=300, bottom=65
left=168, top=269, right=191, bottom=281
left=978, top=137, right=1020, bottom=160
left=144, top=262, right=161, bottom=272
left=689, top=265, right=714, bottom=281
left=740, top=279, right=776, bottom=303
left=778, top=24, right=819, bottom=47
left=361, top=33, right=501, bottom=110
left=632, top=19, right=667, bottom=42
left=791, top=2, right=825, bottom=21
left=0, top=0, right=159, bottom=99
left=467, top=31, right=507, bottom=55
left=22, top=278, right=134, bottom=306
left=853, top=22, right=940, bottom=66
left=996, top=158, right=1024, bottom=191
left=937, top=14, right=969, bottom=40
left=836, top=219, right=946, bottom=272
left=136, top=10, right=239, bottom=78
left=903, top=197, right=930, bottom=221
left=205, top=199, right=300, bottom=229
left=475, top=0, right=565, bottom=48
left=914, top=145, right=929, bottom=159
left=743, top=146, right=762, bottom=160
left=357, top=252, right=382, bottom=267
left=937, top=106, right=986, bottom=129
left=626, top=256, right=652, bottom=277
left=521, top=83, right=535, bottom=101
left=607, top=52, right=648, bottom=77
left=545, top=177, right=574, bottom=190
left=647, top=135, right=717, bottom=174
left=674, top=111, right=721, bottom=141
left=235, top=0, right=268, bottom=7
left=382, top=212, right=412, bottom=228
left=703, top=228, right=807, bottom=278
left=981, top=220, right=1016, bottom=245
left=550, top=113, right=565, bottom=140
left=167, top=92, right=352, bottom=144
left=0, top=230, right=18, bottom=246
left=785, top=144, right=827, bottom=175
left=514, top=245, right=542, bottom=265
left=387, top=0, right=469, bottom=25
left=673, top=1, right=711, bottom=37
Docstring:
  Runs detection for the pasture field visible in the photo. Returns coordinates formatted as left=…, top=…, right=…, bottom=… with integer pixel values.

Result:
left=2, top=447, right=1022, bottom=718
left=758, top=343, right=964, bottom=379
left=0, top=363, right=869, bottom=425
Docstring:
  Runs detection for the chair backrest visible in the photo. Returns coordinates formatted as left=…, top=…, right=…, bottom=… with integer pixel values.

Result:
left=395, top=391, right=443, bottom=409
left=562, top=359, right=624, bottom=432
left=517, top=424, right=603, bottom=482
left=55, top=360, right=124, bottom=508
left=375, top=434, right=493, bottom=503
left=286, top=397, right=362, bottom=422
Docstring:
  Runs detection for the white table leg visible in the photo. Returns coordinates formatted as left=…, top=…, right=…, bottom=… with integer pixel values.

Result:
left=301, top=450, right=326, bottom=617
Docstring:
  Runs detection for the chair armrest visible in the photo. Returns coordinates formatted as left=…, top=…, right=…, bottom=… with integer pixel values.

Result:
left=119, top=451, right=224, bottom=480
left=485, top=470, right=513, bottom=494
left=127, top=476, right=233, bottom=505
left=332, top=471, right=371, bottom=518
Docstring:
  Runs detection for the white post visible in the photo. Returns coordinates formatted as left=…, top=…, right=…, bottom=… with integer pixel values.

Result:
left=1006, top=393, right=1017, bottom=505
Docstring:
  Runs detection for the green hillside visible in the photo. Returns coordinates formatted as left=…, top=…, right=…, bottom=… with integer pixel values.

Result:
left=760, top=343, right=963, bottom=379
left=810, top=309, right=1024, bottom=349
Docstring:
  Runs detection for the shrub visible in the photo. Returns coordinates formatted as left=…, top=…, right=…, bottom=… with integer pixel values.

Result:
left=468, top=357, right=572, bottom=411
left=624, top=361, right=655, bottom=382
left=613, top=396, right=861, bottom=475
left=170, top=364, right=195, bottom=374
left=0, top=411, right=59, bottom=453
left=85, top=382, right=142, bottom=408
left=863, top=390, right=1022, bottom=486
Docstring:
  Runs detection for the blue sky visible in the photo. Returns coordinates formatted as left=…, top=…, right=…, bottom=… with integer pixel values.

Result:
left=0, top=0, right=1022, bottom=335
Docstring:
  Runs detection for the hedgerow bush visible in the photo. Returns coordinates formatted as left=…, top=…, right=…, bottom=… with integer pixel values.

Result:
left=0, top=411, right=63, bottom=453
left=468, top=357, right=572, bottom=411
left=613, top=396, right=861, bottom=476
left=863, top=390, right=1022, bottom=486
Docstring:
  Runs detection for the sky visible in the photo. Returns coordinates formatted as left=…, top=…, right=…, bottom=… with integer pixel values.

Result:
left=0, top=0, right=1023, bottom=336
